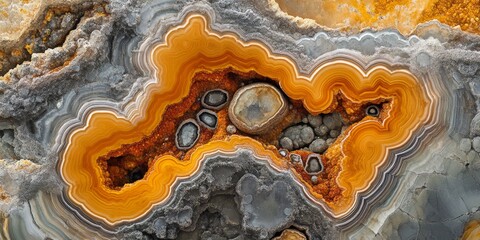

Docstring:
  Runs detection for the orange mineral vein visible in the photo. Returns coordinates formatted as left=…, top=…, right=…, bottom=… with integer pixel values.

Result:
left=272, top=0, right=480, bottom=35
left=60, top=14, right=431, bottom=224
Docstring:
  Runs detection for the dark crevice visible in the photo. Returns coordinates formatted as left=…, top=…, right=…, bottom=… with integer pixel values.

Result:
left=0, top=2, right=105, bottom=75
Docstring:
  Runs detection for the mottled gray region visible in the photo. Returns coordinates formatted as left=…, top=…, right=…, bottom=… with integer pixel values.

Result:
left=309, top=138, right=327, bottom=153
left=0, top=0, right=480, bottom=239
left=281, top=112, right=345, bottom=152
left=375, top=149, right=480, bottom=240
left=237, top=174, right=295, bottom=237
left=123, top=152, right=336, bottom=239
left=307, top=114, right=322, bottom=128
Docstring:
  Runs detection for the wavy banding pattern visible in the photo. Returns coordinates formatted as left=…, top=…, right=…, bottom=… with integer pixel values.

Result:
left=57, top=13, right=439, bottom=227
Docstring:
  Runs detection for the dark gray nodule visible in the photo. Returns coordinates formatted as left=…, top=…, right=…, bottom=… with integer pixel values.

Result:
left=201, top=89, right=229, bottom=110
left=197, top=109, right=218, bottom=130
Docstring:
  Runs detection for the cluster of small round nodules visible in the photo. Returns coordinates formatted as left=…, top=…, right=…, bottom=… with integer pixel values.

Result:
left=174, top=89, right=228, bottom=150
left=279, top=112, right=347, bottom=154
left=459, top=137, right=480, bottom=165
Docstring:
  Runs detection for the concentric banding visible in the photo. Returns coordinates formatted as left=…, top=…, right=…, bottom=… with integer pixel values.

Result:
left=57, top=14, right=436, bottom=227
left=228, top=83, right=289, bottom=135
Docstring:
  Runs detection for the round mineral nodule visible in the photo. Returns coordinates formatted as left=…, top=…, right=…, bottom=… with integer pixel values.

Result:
left=228, top=83, right=288, bottom=134
left=201, top=89, right=229, bottom=110
left=305, top=154, right=324, bottom=175
left=366, top=105, right=380, bottom=117
left=175, top=119, right=200, bottom=150
left=196, top=109, right=218, bottom=130
left=289, top=153, right=302, bottom=165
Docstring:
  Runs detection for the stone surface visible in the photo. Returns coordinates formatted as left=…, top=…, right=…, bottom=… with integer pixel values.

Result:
left=300, top=126, right=315, bottom=144
left=309, top=138, right=328, bottom=153
left=197, top=109, right=218, bottom=130
left=226, top=124, right=237, bottom=134
left=201, top=89, right=229, bottom=110
left=280, top=137, right=293, bottom=151
left=472, top=137, right=480, bottom=152
left=304, top=154, right=323, bottom=175
left=460, top=138, right=472, bottom=152
left=307, top=114, right=322, bottom=127
left=1, top=0, right=480, bottom=239
left=283, top=125, right=316, bottom=149
left=314, top=125, right=329, bottom=136
left=471, top=113, right=480, bottom=136
left=229, top=83, right=288, bottom=134
left=175, top=119, right=200, bottom=150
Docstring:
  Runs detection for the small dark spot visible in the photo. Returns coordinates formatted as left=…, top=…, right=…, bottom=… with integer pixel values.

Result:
left=366, top=105, right=380, bottom=117
left=127, top=166, right=148, bottom=183
left=26, top=120, right=36, bottom=134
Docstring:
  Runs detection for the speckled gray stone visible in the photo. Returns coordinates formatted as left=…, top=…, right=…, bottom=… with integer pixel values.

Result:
left=175, top=119, right=200, bottom=150
left=300, top=126, right=315, bottom=144
left=226, top=124, right=237, bottom=134
left=309, top=139, right=328, bottom=153
left=196, top=109, right=218, bottom=130
left=472, top=137, right=480, bottom=152
left=201, top=89, right=229, bottom=110
left=289, top=153, right=302, bottom=165
left=305, top=154, right=323, bottom=175
left=283, top=125, right=316, bottom=148
left=323, top=115, right=335, bottom=130
left=329, top=129, right=340, bottom=138
left=460, top=138, right=472, bottom=152
left=311, top=176, right=318, bottom=184
left=280, top=137, right=293, bottom=151
left=470, top=113, right=480, bottom=136
left=307, top=114, right=323, bottom=128
left=314, top=125, right=329, bottom=136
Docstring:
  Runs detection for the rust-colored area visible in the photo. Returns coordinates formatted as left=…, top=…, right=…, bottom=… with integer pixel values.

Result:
left=98, top=67, right=387, bottom=199
left=0, top=186, right=9, bottom=202
left=98, top=69, right=242, bottom=189
left=60, top=15, right=431, bottom=224
left=272, top=0, right=480, bottom=35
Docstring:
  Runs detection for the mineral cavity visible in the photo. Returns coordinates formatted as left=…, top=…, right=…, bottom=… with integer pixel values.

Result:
left=305, top=154, right=323, bottom=175
left=228, top=83, right=288, bottom=134
left=202, top=89, right=229, bottom=110
left=196, top=109, right=218, bottom=130
left=175, top=119, right=200, bottom=150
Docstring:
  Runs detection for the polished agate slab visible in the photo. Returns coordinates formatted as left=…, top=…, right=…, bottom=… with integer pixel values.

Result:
left=1, top=1, right=479, bottom=239
left=59, top=14, right=435, bottom=225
